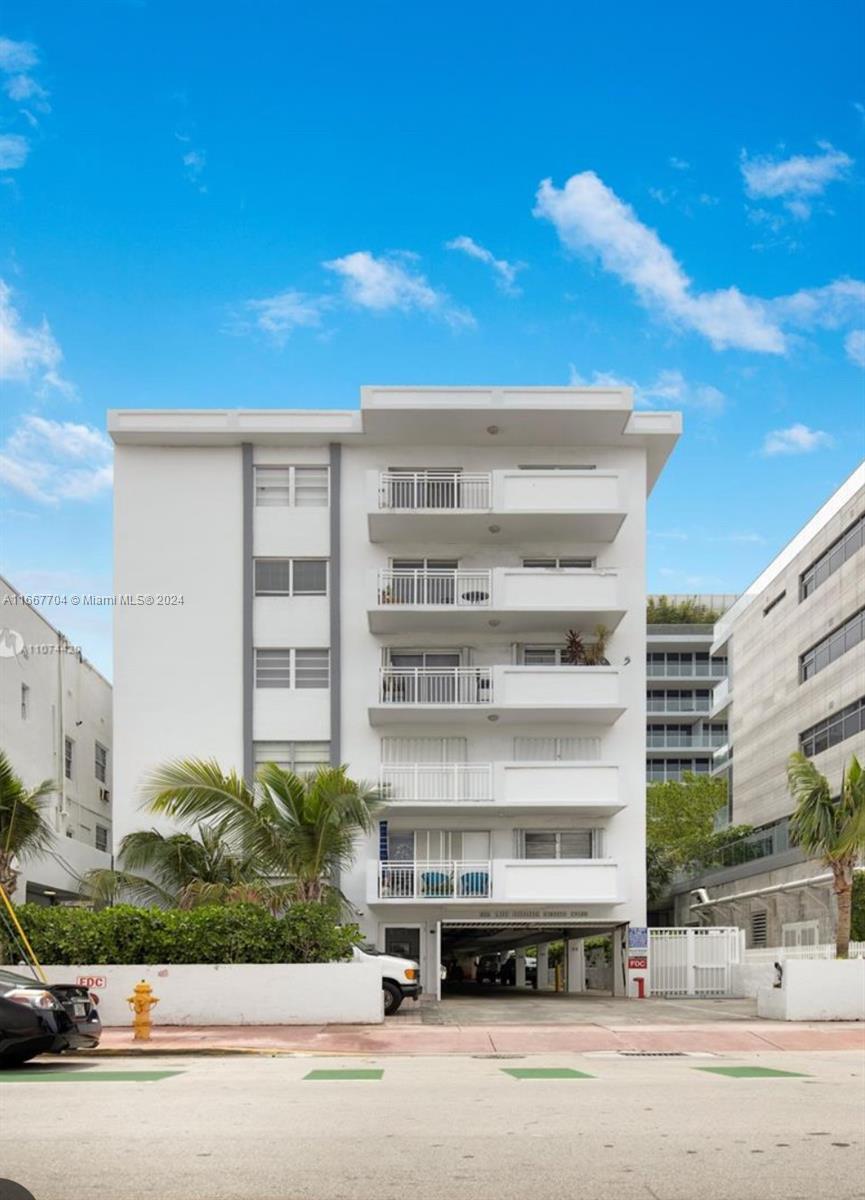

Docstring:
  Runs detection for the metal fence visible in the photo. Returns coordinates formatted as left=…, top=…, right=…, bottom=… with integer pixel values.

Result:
left=649, top=927, right=741, bottom=997
left=378, top=471, right=492, bottom=511
left=377, top=569, right=492, bottom=607
left=379, top=667, right=493, bottom=705
left=378, top=860, right=492, bottom=899
left=380, top=763, right=494, bottom=803
left=744, top=942, right=865, bottom=963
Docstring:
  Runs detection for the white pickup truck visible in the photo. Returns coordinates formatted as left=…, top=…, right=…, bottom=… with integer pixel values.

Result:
left=352, top=945, right=421, bottom=1015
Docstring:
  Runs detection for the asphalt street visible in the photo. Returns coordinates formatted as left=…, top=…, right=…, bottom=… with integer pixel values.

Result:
left=1, top=1050, right=863, bottom=1200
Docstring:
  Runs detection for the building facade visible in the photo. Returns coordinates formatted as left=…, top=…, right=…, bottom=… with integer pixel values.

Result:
left=0, top=575, right=113, bottom=902
left=668, top=464, right=865, bottom=947
left=110, top=387, right=680, bottom=994
left=646, top=596, right=736, bottom=787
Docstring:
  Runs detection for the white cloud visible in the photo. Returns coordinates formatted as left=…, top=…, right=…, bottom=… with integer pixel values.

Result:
left=242, top=290, right=329, bottom=344
left=324, top=251, right=475, bottom=328
left=741, top=142, right=852, bottom=218
left=845, top=329, right=865, bottom=367
left=0, top=134, right=29, bottom=170
left=568, top=365, right=725, bottom=413
left=0, top=415, right=113, bottom=505
left=536, top=170, right=865, bottom=358
left=669, top=157, right=690, bottom=171
left=708, top=531, right=766, bottom=544
left=182, top=148, right=206, bottom=191
left=0, top=279, right=73, bottom=394
left=0, top=37, right=38, bottom=72
left=535, top=171, right=786, bottom=353
left=445, top=235, right=524, bottom=295
left=761, top=423, right=834, bottom=456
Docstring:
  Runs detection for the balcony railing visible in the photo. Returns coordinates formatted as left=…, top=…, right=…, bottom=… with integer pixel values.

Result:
left=378, top=472, right=492, bottom=512
left=379, top=667, right=492, bottom=705
left=380, top=763, right=494, bottom=803
left=646, top=662, right=727, bottom=678
left=378, top=860, right=492, bottom=899
left=646, top=698, right=711, bottom=714
left=647, top=733, right=726, bottom=749
left=377, top=569, right=492, bottom=607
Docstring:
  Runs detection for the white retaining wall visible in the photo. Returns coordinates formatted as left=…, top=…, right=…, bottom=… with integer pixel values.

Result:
left=757, top=959, right=865, bottom=1022
left=45, top=962, right=384, bottom=1026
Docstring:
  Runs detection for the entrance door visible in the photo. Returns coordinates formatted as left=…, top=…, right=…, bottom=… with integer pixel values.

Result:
left=385, top=926, right=421, bottom=964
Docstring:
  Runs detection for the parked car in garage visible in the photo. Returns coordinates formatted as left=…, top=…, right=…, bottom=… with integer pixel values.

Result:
left=0, top=968, right=102, bottom=1067
left=499, top=954, right=538, bottom=987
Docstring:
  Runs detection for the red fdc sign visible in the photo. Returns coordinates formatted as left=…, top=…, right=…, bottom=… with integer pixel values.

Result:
left=627, top=957, right=648, bottom=970
left=76, top=975, right=107, bottom=988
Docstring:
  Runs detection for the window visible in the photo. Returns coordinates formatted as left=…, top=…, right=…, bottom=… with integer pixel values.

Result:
left=518, top=830, right=597, bottom=859
left=782, top=920, right=819, bottom=948
left=254, top=742, right=330, bottom=772
left=646, top=689, right=711, bottom=713
left=20, top=683, right=29, bottom=720
left=254, top=558, right=328, bottom=596
left=95, top=825, right=109, bottom=852
left=254, top=465, right=329, bottom=507
left=64, top=737, right=74, bottom=780
left=646, top=652, right=718, bottom=678
left=799, top=695, right=865, bottom=757
left=513, top=736, right=600, bottom=760
left=647, top=758, right=711, bottom=782
left=750, top=911, right=768, bottom=948
left=381, top=737, right=467, bottom=763
left=800, top=512, right=865, bottom=600
left=95, top=742, right=108, bottom=783
left=255, top=648, right=330, bottom=689
left=800, top=607, right=865, bottom=682
left=522, top=645, right=567, bottom=665
left=522, top=557, right=596, bottom=569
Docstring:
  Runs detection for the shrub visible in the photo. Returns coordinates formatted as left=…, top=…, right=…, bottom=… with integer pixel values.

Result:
left=647, top=595, right=721, bottom=624
left=852, top=873, right=865, bottom=943
left=1, top=903, right=360, bottom=966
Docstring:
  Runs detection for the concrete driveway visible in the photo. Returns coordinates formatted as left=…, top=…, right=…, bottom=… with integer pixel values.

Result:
left=416, top=984, right=761, bottom=1025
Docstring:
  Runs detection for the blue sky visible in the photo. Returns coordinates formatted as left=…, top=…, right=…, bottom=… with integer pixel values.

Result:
left=1, top=1, right=864, bottom=677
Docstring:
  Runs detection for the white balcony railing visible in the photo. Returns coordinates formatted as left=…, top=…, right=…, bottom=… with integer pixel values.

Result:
left=646, top=733, right=727, bottom=749
left=378, top=472, right=492, bottom=512
left=377, top=569, right=492, bottom=607
left=380, top=763, right=494, bottom=803
left=379, top=667, right=492, bottom=705
left=378, top=860, right=492, bottom=899
left=646, top=698, right=711, bottom=714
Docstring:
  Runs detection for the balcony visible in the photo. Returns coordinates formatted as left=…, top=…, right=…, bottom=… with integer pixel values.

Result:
left=370, top=666, right=624, bottom=725
left=369, top=858, right=622, bottom=905
left=379, top=760, right=623, bottom=815
left=368, top=567, right=624, bottom=634
left=646, top=733, right=727, bottom=754
left=375, top=860, right=492, bottom=901
left=646, top=661, right=728, bottom=680
left=367, top=469, right=625, bottom=543
left=711, top=678, right=732, bottom=717
left=645, top=697, right=712, bottom=721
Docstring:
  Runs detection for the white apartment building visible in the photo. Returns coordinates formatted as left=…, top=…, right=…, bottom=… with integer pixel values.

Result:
left=646, top=595, right=736, bottom=787
left=0, top=575, right=113, bottom=902
left=668, top=463, right=865, bottom=946
left=110, top=387, right=680, bottom=996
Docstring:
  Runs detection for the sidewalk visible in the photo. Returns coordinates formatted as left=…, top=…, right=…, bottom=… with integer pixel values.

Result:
left=92, top=1019, right=865, bottom=1056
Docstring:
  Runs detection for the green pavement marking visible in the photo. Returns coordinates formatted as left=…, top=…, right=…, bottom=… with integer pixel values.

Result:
left=696, top=1067, right=810, bottom=1079
left=0, top=1070, right=184, bottom=1083
left=304, top=1069, right=383, bottom=1081
left=502, top=1067, right=595, bottom=1080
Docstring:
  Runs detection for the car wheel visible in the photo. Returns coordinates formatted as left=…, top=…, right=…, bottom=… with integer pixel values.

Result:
left=382, top=981, right=403, bottom=1016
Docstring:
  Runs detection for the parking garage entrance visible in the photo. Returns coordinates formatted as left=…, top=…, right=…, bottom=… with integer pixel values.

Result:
left=435, top=919, right=627, bottom=1003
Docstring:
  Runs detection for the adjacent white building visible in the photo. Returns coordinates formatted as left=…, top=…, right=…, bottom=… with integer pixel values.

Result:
left=669, top=463, right=865, bottom=946
left=110, top=387, right=680, bottom=995
left=0, top=575, right=113, bottom=902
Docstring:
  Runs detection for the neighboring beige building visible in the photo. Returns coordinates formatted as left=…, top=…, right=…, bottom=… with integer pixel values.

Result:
left=666, top=463, right=865, bottom=946
left=0, top=575, right=113, bottom=902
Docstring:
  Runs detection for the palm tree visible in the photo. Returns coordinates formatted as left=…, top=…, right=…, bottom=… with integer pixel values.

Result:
left=0, top=750, right=54, bottom=895
left=142, top=760, right=381, bottom=905
left=787, top=752, right=865, bottom=958
left=83, top=825, right=288, bottom=911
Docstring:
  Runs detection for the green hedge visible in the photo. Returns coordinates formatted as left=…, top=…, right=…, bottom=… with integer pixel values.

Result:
left=2, top=903, right=361, bottom=966
left=852, top=873, right=865, bottom=943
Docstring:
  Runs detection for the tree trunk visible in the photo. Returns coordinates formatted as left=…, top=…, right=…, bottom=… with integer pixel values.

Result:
left=834, top=873, right=852, bottom=960
left=0, top=854, right=19, bottom=897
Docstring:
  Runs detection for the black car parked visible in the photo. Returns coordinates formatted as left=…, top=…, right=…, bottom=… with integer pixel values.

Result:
left=0, top=968, right=101, bottom=1067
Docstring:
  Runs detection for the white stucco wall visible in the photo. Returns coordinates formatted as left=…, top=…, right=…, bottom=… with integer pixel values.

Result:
left=47, top=962, right=383, bottom=1025
left=756, top=958, right=865, bottom=1021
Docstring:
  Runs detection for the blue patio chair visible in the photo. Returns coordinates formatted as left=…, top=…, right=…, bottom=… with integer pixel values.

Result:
left=421, top=870, right=452, bottom=897
left=459, top=870, right=489, bottom=897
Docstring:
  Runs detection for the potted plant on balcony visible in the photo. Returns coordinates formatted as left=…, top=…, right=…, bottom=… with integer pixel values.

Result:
left=562, top=624, right=610, bottom=666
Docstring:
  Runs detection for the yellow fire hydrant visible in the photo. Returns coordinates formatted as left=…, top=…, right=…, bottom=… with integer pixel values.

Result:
left=127, top=979, right=159, bottom=1041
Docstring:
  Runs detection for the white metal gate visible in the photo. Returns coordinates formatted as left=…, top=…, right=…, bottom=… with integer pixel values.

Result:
left=649, top=927, right=741, bottom=997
